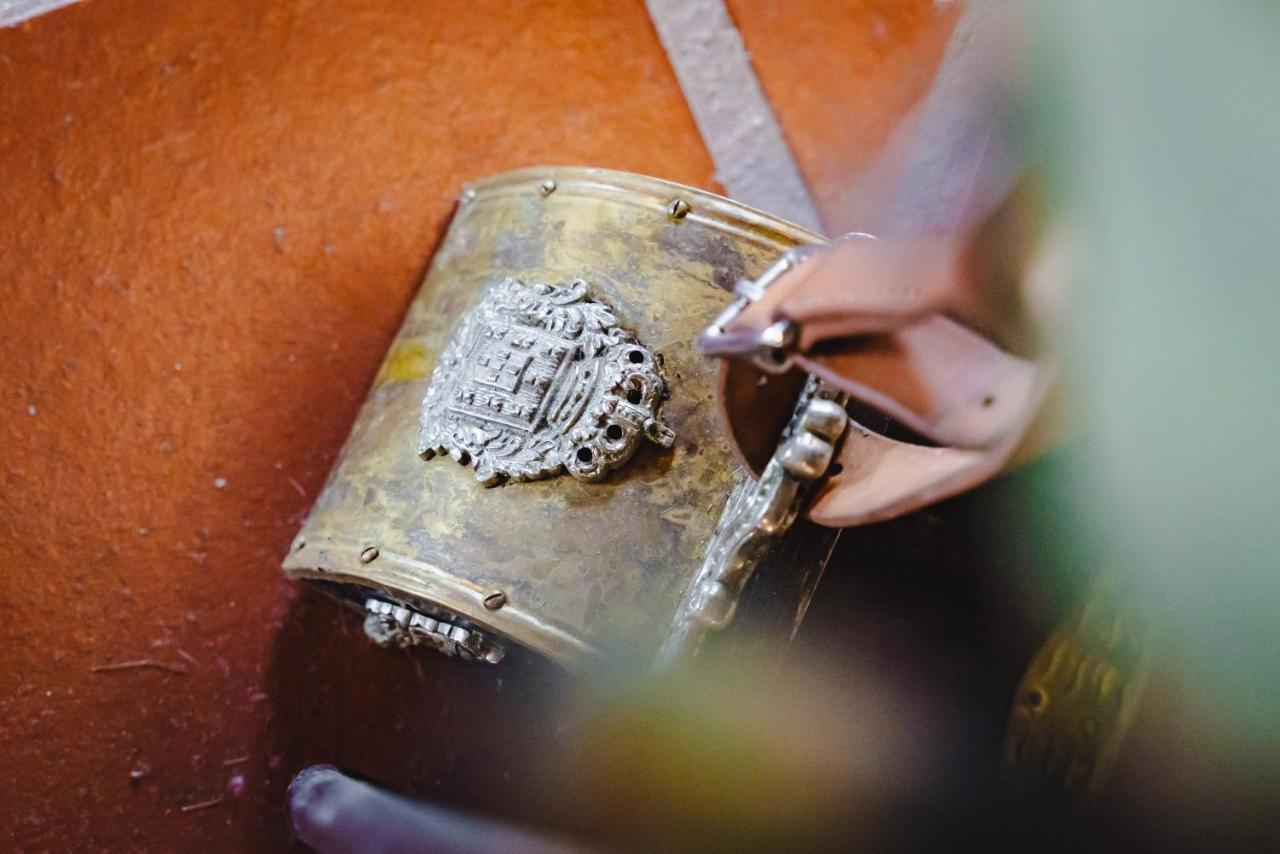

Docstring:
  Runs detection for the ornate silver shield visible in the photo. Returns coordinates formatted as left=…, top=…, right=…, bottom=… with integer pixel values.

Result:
left=418, top=277, right=674, bottom=485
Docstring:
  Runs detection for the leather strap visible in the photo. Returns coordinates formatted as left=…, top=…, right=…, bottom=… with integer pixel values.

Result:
left=713, top=235, right=1053, bottom=528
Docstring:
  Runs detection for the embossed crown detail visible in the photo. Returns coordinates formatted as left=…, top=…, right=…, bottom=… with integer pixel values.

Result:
left=418, top=277, right=675, bottom=485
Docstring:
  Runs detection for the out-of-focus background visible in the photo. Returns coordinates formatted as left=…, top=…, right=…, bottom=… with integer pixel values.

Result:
left=2, top=1, right=1278, bottom=851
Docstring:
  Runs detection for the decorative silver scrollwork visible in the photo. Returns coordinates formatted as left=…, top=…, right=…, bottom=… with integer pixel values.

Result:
left=363, top=598, right=505, bottom=664
left=658, top=378, right=847, bottom=665
left=419, top=277, right=674, bottom=485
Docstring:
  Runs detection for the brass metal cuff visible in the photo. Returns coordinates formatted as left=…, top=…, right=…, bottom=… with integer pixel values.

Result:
left=282, top=167, right=838, bottom=667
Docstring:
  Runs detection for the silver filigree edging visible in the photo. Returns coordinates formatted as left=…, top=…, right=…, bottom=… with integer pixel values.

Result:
left=419, top=277, right=675, bottom=485
left=657, top=378, right=846, bottom=665
left=658, top=243, right=851, bottom=665
left=363, top=597, right=505, bottom=664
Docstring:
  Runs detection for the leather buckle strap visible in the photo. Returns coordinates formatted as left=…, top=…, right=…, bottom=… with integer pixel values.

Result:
left=701, top=233, right=1054, bottom=528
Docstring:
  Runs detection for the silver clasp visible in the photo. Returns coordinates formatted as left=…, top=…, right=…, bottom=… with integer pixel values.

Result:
left=697, top=247, right=816, bottom=374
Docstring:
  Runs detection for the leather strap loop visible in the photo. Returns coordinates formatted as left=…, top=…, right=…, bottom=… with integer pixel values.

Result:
left=713, top=236, right=1053, bottom=527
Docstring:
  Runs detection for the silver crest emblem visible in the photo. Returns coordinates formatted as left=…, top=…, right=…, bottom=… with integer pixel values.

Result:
left=418, top=277, right=675, bottom=485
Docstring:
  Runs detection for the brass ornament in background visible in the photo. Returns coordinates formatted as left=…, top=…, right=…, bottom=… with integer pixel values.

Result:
left=1002, top=582, right=1152, bottom=801
left=418, top=277, right=674, bottom=486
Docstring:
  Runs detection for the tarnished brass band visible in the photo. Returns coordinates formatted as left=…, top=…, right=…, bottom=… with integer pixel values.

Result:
left=283, top=167, right=824, bottom=666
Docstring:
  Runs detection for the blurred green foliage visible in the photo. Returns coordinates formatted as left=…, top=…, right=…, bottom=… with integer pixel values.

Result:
left=1031, top=0, right=1280, bottom=741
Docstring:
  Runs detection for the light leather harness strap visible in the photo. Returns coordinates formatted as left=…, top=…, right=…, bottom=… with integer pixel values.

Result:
left=707, top=236, right=1053, bottom=528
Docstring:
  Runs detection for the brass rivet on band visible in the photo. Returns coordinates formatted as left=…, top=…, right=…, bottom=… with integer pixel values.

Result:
left=360, top=546, right=379, bottom=564
left=539, top=178, right=557, bottom=196
left=667, top=198, right=691, bottom=221
left=483, top=590, right=508, bottom=610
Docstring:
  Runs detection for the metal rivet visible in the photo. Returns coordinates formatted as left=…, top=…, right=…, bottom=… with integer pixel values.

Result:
left=483, top=590, right=507, bottom=610
left=360, top=546, right=379, bottom=563
left=667, top=198, right=691, bottom=221
left=760, top=319, right=796, bottom=350
left=459, top=188, right=477, bottom=205
left=539, top=178, right=556, bottom=196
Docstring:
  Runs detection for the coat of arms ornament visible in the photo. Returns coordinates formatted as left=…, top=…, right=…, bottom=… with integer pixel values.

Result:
left=418, top=277, right=675, bottom=485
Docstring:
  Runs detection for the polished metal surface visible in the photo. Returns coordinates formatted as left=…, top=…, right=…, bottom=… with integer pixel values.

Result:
left=283, top=166, right=831, bottom=667
left=418, top=277, right=673, bottom=485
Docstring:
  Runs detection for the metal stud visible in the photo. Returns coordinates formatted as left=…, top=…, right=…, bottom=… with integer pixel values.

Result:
left=539, top=178, right=557, bottom=196
left=759, top=319, right=796, bottom=350
left=483, top=590, right=508, bottom=610
left=667, top=198, right=691, bottom=221
left=360, top=546, right=379, bottom=564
